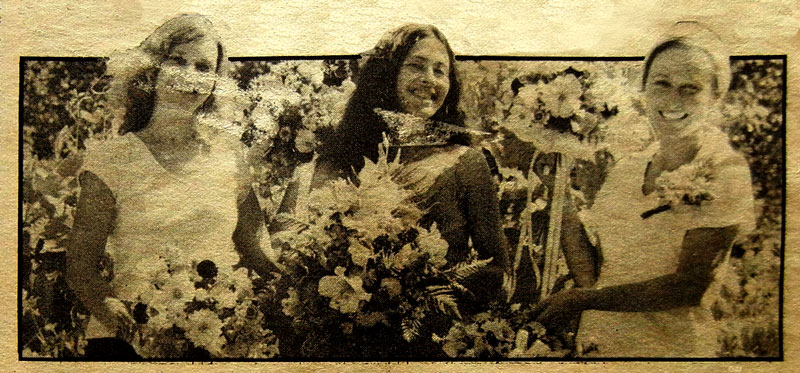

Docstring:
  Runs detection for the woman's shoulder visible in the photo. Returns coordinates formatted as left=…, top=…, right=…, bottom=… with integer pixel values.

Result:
left=455, top=146, right=489, bottom=167
left=82, top=133, right=152, bottom=178
left=695, top=126, right=750, bottom=173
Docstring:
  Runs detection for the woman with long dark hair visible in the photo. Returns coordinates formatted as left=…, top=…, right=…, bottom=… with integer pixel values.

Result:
left=314, top=24, right=508, bottom=301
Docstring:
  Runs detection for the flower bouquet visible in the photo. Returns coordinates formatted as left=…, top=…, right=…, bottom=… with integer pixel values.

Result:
left=641, top=155, right=717, bottom=219
left=499, top=65, right=650, bottom=301
left=269, top=139, right=494, bottom=358
left=240, top=60, right=356, bottom=218
left=434, top=303, right=570, bottom=358
left=118, top=248, right=279, bottom=359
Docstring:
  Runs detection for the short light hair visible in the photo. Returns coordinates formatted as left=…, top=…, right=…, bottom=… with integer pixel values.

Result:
left=642, top=21, right=730, bottom=98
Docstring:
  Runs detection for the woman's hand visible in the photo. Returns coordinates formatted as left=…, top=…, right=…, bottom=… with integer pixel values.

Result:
left=530, top=288, right=586, bottom=330
left=95, top=297, right=136, bottom=340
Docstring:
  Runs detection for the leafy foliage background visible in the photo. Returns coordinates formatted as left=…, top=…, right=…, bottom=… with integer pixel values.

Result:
left=20, top=57, right=782, bottom=358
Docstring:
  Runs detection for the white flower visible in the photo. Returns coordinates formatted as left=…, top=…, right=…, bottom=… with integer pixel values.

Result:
left=144, top=311, right=172, bottom=332
left=348, top=239, right=373, bottom=268
left=317, top=267, right=372, bottom=314
left=145, top=270, right=197, bottom=320
left=296, top=61, right=326, bottom=88
left=417, top=223, right=449, bottom=267
left=539, top=74, right=583, bottom=118
left=184, top=309, right=225, bottom=356
left=513, top=84, right=540, bottom=110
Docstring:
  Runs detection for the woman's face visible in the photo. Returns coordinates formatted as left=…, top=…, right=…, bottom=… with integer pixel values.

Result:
left=644, top=46, right=717, bottom=140
left=154, top=37, right=218, bottom=112
left=395, top=37, right=451, bottom=120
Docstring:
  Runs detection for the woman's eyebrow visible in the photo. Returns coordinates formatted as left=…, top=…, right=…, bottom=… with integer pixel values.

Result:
left=406, top=55, right=428, bottom=62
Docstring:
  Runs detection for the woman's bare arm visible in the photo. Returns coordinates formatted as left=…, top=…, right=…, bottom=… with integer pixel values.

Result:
left=534, top=224, right=738, bottom=327
left=66, top=171, right=116, bottom=317
left=233, top=187, right=279, bottom=278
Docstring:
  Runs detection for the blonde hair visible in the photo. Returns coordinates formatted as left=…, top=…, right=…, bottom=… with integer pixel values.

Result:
left=105, top=14, right=228, bottom=135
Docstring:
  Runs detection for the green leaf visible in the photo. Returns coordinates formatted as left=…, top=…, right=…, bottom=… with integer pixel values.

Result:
left=444, top=258, right=494, bottom=281
left=430, top=292, right=461, bottom=319
left=401, top=317, right=421, bottom=342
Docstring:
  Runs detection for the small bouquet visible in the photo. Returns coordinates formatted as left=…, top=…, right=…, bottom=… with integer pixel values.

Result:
left=269, top=139, right=494, bottom=357
left=242, top=60, right=356, bottom=217
left=434, top=303, right=569, bottom=358
left=642, top=156, right=717, bottom=219
left=120, top=248, right=279, bottom=359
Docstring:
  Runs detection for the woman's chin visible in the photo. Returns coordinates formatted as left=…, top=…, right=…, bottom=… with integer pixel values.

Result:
left=158, top=100, right=204, bottom=115
left=405, top=108, right=437, bottom=120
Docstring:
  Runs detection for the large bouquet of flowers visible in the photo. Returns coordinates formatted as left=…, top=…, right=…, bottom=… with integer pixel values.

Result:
left=120, top=249, right=279, bottom=359
left=237, top=60, right=356, bottom=217
left=269, top=139, right=494, bottom=358
left=497, top=65, right=651, bottom=301
left=502, top=63, right=650, bottom=160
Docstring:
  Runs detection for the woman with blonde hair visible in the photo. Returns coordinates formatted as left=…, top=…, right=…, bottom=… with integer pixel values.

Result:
left=66, top=14, right=274, bottom=359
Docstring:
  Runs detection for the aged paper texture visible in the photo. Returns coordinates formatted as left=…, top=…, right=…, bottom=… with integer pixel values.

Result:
left=2, top=0, right=799, bottom=371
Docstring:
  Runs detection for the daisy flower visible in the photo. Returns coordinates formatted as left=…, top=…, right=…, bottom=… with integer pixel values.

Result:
left=539, top=74, right=583, bottom=118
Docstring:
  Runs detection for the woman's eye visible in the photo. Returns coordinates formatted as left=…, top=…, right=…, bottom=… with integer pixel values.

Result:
left=434, top=67, right=446, bottom=76
left=195, top=62, right=211, bottom=73
left=167, top=56, right=187, bottom=66
left=679, top=84, right=700, bottom=95
left=653, top=80, right=671, bottom=88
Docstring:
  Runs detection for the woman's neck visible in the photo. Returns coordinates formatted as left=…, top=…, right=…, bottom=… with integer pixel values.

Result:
left=143, top=106, right=197, bottom=143
left=653, top=133, right=700, bottom=171
left=136, top=107, right=203, bottom=169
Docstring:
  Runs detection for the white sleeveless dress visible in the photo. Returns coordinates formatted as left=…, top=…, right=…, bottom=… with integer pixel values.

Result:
left=81, top=132, right=250, bottom=339
left=576, top=125, right=755, bottom=357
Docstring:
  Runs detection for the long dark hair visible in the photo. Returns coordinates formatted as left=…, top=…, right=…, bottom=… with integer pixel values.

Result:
left=319, top=24, right=467, bottom=176
left=115, top=14, right=227, bottom=135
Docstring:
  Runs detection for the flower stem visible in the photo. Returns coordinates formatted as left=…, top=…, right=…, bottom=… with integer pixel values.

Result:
left=540, top=153, right=573, bottom=299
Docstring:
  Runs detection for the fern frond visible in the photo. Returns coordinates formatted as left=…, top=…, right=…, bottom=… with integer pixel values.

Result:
left=401, top=317, right=422, bottom=342
left=429, top=292, right=461, bottom=319
left=448, top=281, right=472, bottom=296
left=444, top=258, right=494, bottom=281
left=425, top=285, right=451, bottom=296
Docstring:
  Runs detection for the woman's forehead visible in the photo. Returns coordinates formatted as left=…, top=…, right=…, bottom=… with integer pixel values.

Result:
left=406, top=37, right=449, bottom=63
left=169, top=37, right=217, bottom=59
left=649, top=46, right=714, bottom=80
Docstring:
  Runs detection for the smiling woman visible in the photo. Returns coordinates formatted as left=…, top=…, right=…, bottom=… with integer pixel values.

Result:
left=395, top=37, right=451, bottom=119
left=534, top=22, right=756, bottom=357
left=312, top=24, right=509, bottom=312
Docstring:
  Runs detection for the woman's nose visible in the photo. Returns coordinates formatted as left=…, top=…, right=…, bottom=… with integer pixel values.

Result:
left=420, top=68, right=436, bottom=84
left=668, top=87, right=683, bottom=102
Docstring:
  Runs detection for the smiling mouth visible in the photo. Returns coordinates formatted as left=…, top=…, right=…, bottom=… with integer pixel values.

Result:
left=659, top=110, right=689, bottom=120
left=408, top=87, right=438, bottom=104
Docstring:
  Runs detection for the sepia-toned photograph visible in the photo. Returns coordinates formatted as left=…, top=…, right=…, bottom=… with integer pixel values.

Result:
left=11, top=1, right=792, bottom=366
